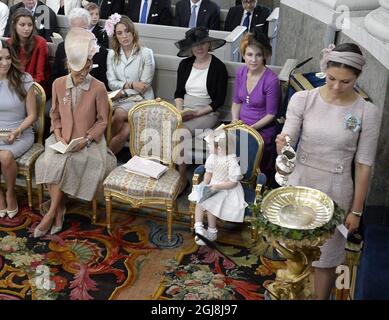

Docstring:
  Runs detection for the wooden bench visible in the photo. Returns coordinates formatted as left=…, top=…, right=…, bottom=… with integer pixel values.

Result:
left=56, top=15, right=246, bottom=62
left=152, top=53, right=284, bottom=123
left=39, top=41, right=292, bottom=124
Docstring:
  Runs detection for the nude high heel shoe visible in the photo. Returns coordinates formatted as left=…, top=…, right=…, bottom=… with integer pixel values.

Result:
left=34, top=223, right=51, bottom=238
left=50, top=208, right=66, bottom=235
left=7, top=205, right=19, bottom=219
left=0, top=208, right=7, bottom=218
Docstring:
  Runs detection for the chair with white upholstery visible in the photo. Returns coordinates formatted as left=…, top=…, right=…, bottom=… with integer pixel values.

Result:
left=103, top=98, right=183, bottom=242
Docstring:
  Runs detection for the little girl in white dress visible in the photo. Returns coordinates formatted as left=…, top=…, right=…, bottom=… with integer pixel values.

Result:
left=188, top=126, right=247, bottom=245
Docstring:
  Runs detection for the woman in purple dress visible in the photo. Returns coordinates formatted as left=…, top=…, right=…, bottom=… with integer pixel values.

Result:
left=231, top=33, right=280, bottom=178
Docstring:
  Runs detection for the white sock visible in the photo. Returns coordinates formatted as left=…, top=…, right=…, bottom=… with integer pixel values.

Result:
left=194, top=222, right=204, bottom=229
left=207, top=227, right=218, bottom=241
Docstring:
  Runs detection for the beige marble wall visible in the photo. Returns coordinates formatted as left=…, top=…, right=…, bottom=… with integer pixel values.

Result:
left=275, top=3, right=330, bottom=72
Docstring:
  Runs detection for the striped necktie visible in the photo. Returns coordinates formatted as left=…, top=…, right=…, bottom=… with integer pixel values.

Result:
left=243, top=11, right=251, bottom=31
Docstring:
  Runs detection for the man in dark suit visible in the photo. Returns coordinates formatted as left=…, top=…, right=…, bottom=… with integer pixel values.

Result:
left=87, top=0, right=124, bottom=19
left=175, top=0, right=220, bottom=30
left=224, top=0, right=270, bottom=36
left=126, top=0, right=173, bottom=26
left=4, top=0, right=58, bottom=42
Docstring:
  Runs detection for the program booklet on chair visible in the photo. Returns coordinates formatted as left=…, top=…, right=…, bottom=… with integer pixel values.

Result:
left=122, top=155, right=168, bottom=179
left=49, top=137, right=85, bottom=154
left=189, top=183, right=218, bottom=203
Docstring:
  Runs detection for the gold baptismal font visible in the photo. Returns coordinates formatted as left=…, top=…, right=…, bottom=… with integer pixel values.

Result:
left=249, top=186, right=342, bottom=300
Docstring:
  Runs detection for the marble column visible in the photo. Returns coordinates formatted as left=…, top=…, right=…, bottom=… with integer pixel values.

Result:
left=365, top=0, right=389, bottom=42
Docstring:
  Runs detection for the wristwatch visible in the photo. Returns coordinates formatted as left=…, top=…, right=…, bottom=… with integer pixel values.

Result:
left=85, top=137, right=92, bottom=147
left=351, top=210, right=363, bottom=217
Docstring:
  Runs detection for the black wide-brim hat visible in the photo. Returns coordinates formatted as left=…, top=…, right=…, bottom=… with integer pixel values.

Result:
left=175, top=27, right=226, bottom=58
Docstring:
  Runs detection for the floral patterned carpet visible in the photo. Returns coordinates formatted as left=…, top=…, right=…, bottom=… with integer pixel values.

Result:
left=0, top=204, right=193, bottom=300
left=1, top=202, right=287, bottom=301
left=157, top=240, right=287, bottom=300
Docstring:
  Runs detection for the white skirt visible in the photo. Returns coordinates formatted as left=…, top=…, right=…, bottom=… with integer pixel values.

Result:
left=190, top=181, right=247, bottom=223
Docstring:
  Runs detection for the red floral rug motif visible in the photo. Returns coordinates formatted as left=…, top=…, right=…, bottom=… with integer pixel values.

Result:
left=0, top=205, right=164, bottom=300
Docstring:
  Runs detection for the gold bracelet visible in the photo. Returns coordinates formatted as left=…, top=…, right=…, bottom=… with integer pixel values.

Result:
left=14, top=128, right=22, bottom=137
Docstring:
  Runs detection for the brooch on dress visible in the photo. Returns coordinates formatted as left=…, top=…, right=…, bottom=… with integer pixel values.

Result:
left=63, top=91, right=71, bottom=105
left=344, top=114, right=361, bottom=132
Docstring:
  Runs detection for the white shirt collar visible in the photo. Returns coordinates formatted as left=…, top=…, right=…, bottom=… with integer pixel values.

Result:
left=66, top=74, right=92, bottom=91
left=27, top=2, right=38, bottom=15
left=190, top=0, right=202, bottom=8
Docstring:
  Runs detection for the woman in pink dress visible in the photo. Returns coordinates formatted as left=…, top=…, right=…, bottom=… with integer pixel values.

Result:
left=276, top=43, right=382, bottom=299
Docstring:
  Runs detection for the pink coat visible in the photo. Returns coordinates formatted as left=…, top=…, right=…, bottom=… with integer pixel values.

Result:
left=50, top=76, right=109, bottom=144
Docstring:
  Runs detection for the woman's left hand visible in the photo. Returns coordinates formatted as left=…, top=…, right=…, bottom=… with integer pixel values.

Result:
left=344, top=212, right=361, bottom=234
left=6, top=132, right=17, bottom=145
left=209, top=184, right=220, bottom=192
left=72, top=139, right=88, bottom=152
left=133, top=82, right=148, bottom=94
left=182, top=110, right=199, bottom=121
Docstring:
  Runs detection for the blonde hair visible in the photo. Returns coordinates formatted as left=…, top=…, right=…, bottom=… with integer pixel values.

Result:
left=208, top=130, right=236, bottom=156
left=111, top=16, right=140, bottom=64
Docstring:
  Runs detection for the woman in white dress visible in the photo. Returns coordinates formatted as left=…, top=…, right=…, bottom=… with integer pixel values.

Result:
left=104, top=14, right=155, bottom=155
left=188, top=126, right=247, bottom=245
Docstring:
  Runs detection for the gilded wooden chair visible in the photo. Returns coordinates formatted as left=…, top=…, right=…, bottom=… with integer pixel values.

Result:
left=103, top=98, right=182, bottom=241
left=15, top=82, right=46, bottom=209
left=188, top=121, right=265, bottom=238
left=37, top=98, right=114, bottom=223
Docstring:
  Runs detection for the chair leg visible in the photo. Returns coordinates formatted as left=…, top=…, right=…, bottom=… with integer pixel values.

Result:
left=189, top=201, right=196, bottom=232
left=92, top=196, right=98, bottom=224
left=26, top=174, right=33, bottom=209
left=166, top=202, right=173, bottom=242
left=105, top=195, right=112, bottom=233
left=251, top=225, right=258, bottom=241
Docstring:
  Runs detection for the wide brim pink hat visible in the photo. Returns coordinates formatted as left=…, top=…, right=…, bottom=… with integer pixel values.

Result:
left=65, top=27, right=99, bottom=71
